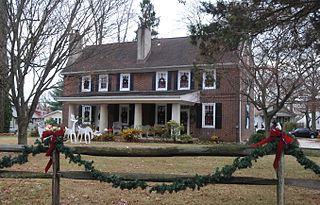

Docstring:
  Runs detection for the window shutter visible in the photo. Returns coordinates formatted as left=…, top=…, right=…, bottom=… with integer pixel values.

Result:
left=130, top=73, right=134, bottom=91
left=116, top=74, right=120, bottom=91
left=167, top=104, right=172, bottom=122
left=168, top=71, right=172, bottom=90
left=78, top=105, right=82, bottom=123
left=95, top=75, right=99, bottom=92
left=173, top=71, right=178, bottom=90
left=216, top=73, right=220, bottom=89
left=91, top=76, right=94, bottom=92
left=215, top=103, right=222, bottom=129
left=129, top=104, right=135, bottom=126
left=108, top=75, right=112, bottom=91
left=198, top=75, right=203, bottom=90
left=196, top=103, right=202, bottom=128
left=190, top=71, right=194, bottom=90
left=91, top=106, right=96, bottom=124
left=152, top=72, right=156, bottom=90
left=79, top=76, right=82, bottom=92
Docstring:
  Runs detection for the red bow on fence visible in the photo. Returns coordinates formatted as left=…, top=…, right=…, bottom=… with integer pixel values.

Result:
left=41, top=129, right=65, bottom=173
left=250, top=128, right=294, bottom=170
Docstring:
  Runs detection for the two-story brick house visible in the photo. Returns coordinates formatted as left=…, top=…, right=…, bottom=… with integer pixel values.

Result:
left=59, top=29, right=254, bottom=142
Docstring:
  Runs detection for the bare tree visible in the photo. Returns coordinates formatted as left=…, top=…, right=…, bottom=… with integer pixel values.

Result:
left=2, top=0, right=103, bottom=144
left=115, top=0, right=135, bottom=43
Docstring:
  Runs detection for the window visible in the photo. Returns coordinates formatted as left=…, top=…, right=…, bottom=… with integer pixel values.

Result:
left=99, top=74, right=108, bottom=91
left=156, top=71, right=168, bottom=91
left=202, top=103, right=215, bottom=128
left=120, top=73, right=130, bottom=91
left=82, top=105, right=92, bottom=124
left=178, top=70, right=190, bottom=90
left=81, top=76, right=91, bottom=92
left=119, top=104, right=129, bottom=125
left=245, top=103, right=250, bottom=129
left=156, top=104, right=167, bottom=125
left=202, top=70, right=216, bottom=89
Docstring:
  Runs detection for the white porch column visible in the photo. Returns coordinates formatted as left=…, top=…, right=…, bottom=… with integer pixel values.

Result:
left=99, top=104, right=108, bottom=132
left=68, top=104, right=76, bottom=127
left=134, top=103, right=142, bottom=128
left=171, top=104, right=181, bottom=124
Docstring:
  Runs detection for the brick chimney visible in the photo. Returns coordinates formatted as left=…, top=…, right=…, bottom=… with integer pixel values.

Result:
left=67, top=30, right=83, bottom=66
left=137, top=27, right=151, bottom=61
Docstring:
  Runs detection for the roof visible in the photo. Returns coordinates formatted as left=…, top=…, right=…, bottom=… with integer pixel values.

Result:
left=43, top=110, right=62, bottom=118
left=62, top=37, right=238, bottom=74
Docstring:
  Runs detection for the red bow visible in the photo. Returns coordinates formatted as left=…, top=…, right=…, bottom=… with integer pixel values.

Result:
left=41, top=129, right=65, bottom=173
left=250, top=128, right=294, bottom=169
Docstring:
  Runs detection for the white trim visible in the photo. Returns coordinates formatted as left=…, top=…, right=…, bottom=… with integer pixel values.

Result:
left=81, top=75, right=91, bottom=92
left=155, top=104, right=167, bottom=125
left=202, top=69, right=216, bottom=90
left=98, top=74, right=108, bottom=92
left=202, top=103, right=215, bottom=128
left=156, top=71, right=168, bottom=91
left=178, top=70, right=191, bottom=90
left=82, top=105, right=92, bottom=124
left=120, top=73, right=130, bottom=91
left=119, top=104, right=129, bottom=126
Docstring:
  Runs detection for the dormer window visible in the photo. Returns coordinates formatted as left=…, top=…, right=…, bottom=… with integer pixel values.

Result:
left=82, top=75, right=91, bottom=92
left=178, top=70, right=190, bottom=90
left=156, top=71, right=168, bottom=91
left=203, top=70, right=216, bottom=89
left=120, top=73, right=130, bottom=91
left=99, top=74, right=108, bottom=92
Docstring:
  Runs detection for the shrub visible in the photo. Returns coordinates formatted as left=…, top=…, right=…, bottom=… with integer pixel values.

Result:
left=120, top=128, right=143, bottom=142
left=248, top=132, right=267, bottom=144
left=284, top=121, right=297, bottom=132
left=177, top=134, right=193, bottom=143
left=93, top=133, right=115, bottom=142
left=29, top=128, right=39, bottom=138
left=161, top=120, right=184, bottom=141
left=210, top=135, right=220, bottom=143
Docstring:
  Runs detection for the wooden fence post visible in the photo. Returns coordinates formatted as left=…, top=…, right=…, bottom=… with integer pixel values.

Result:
left=277, top=151, right=284, bottom=205
left=52, top=149, right=60, bottom=205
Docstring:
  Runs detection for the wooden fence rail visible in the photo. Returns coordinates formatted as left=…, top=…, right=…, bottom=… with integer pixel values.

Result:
left=1, top=144, right=320, bottom=205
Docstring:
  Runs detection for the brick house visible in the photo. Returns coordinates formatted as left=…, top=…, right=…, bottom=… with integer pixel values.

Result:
left=59, top=29, right=254, bottom=142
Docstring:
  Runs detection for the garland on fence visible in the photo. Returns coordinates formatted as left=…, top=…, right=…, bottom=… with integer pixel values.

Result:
left=1, top=135, right=319, bottom=194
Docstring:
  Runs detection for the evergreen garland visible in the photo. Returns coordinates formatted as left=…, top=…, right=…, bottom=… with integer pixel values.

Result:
left=0, top=137, right=319, bottom=194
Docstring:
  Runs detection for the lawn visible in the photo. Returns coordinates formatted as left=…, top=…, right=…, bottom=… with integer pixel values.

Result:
left=0, top=136, right=320, bottom=205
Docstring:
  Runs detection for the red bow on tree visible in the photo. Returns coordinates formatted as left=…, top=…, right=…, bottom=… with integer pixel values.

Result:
left=250, top=128, right=294, bottom=169
left=41, top=129, right=65, bottom=173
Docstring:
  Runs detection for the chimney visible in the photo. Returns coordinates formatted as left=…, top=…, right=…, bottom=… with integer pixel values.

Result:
left=137, top=27, right=151, bottom=61
left=67, top=30, right=83, bottom=66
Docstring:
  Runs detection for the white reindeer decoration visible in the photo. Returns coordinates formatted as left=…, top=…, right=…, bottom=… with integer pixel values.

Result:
left=77, top=125, right=94, bottom=144
left=65, top=115, right=78, bottom=143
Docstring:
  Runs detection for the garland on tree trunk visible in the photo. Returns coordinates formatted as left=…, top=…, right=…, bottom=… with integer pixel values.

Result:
left=0, top=134, right=319, bottom=193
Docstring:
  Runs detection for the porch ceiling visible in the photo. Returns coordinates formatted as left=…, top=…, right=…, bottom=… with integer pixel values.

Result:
left=57, top=91, right=200, bottom=105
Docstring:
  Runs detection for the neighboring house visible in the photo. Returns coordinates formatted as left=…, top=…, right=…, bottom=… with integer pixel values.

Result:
left=58, top=29, right=254, bottom=142
left=43, top=110, right=63, bottom=125
left=10, top=107, right=46, bottom=132
left=296, top=111, right=320, bottom=130
left=254, top=106, right=296, bottom=130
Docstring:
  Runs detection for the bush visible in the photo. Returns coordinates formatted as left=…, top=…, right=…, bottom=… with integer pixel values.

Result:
left=93, top=133, right=115, bottom=142
left=29, top=128, right=39, bottom=138
left=120, top=128, right=143, bottom=142
left=284, top=121, right=297, bottom=132
left=161, top=120, right=184, bottom=141
left=248, top=132, right=266, bottom=144
left=177, top=134, right=193, bottom=143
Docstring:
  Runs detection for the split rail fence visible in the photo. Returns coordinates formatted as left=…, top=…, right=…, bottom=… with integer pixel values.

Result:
left=1, top=144, right=320, bottom=205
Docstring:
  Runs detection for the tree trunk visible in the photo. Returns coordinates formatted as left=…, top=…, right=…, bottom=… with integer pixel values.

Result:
left=17, top=117, right=28, bottom=145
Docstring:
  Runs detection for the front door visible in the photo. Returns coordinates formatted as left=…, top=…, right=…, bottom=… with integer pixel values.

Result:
left=180, top=109, right=189, bottom=135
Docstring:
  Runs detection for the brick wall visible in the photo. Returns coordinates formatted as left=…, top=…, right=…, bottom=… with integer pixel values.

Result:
left=134, top=73, right=154, bottom=91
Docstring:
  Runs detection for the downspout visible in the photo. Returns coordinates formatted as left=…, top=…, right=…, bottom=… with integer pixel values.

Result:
left=238, top=92, right=242, bottom=143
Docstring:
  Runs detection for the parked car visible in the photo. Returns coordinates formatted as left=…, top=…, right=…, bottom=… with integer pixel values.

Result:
left=290, top=128, right=318, bottom=139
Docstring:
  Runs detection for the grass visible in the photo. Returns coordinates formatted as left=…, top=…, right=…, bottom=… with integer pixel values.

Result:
left=0, top=136, right=320, bottom=205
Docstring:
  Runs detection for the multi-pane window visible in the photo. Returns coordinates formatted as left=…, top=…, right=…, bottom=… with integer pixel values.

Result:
left=81, top=76, right=91, bottom=92
left=156, top=104, right=167, bottom=125
left=119, top=104, right=129, bottom=125
left=202, top=70, right=216, bottom=89
left=82, top=105, right=92, bottom=124
left=202, top=103, right=215, bottom=128
left=99, top=75, right=108, bottom=91
left=156, top=71, right=168, bottom=91
left=178, top=70, right=190, bottom=90
left=120, top=73, right=130, bottom=91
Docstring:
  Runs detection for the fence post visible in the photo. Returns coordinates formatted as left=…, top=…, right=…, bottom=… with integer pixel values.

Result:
left=52, top=149, right=60, bottom=205
left=277, top=151, right=284, bottom=205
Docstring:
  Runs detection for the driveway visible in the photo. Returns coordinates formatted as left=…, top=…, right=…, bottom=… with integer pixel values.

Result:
left=297, top=138, right=320, bottom=149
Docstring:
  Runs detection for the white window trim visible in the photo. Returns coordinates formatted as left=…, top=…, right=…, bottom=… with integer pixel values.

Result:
left=178, top=70, right=191, bottom=90
left=156, top=71, right=168, bottom=91
left=155, top=104, right=167, bottom=125
left=119, top=104, right=129, bottom=125
left=202, top=69, right=216, bottom=90
left=98, top=74, right=108, bottom=92
left=202, top=103, right=215, bottom=128
left=82, top=105, right=92, bottom=124
left=120, top=73, right=130, bottom=91
left=81, top=75, right=91, bottom=92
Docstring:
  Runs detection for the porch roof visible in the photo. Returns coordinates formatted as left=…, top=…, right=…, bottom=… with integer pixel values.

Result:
left=57, top=91, right=200, bottom=105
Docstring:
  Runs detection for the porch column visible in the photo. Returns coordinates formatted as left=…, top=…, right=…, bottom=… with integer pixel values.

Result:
left=68, top=104, right=76, bottom=127
left=171, top=104, right=181, bottom=123
left=134, top=103, right=142, bottom=128
left=99, top=104, right=108, bottom=132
